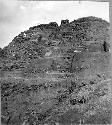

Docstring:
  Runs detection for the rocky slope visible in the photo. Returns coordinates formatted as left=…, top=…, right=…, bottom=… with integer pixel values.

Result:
left=1, top=16, right=112, bottom=125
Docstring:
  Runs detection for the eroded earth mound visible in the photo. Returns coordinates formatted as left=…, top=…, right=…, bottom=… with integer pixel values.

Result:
left=1, top=16, right=112, bottom=125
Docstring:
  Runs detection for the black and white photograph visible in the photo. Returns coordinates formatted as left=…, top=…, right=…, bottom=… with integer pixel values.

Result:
left=0, top=0, right=112, bottom=125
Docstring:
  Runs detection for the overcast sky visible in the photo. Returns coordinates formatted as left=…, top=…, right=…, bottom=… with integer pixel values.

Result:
left=0, top=0, right=109, bottom=48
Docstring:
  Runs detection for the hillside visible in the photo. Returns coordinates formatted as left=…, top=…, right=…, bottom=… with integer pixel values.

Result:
left=1, top=16, right=110, bottom=76
left=1, top=16, right=112, bottom=125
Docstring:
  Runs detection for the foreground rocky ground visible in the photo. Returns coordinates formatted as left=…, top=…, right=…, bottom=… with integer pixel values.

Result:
left=1, top=16, right=112, bottom=125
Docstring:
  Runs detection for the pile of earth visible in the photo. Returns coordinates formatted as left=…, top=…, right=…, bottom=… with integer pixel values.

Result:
left=1, top=16, right=112, bottom=125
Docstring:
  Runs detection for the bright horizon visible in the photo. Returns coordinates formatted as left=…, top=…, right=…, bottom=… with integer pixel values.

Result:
left=0, top=0, right=109, bottom=48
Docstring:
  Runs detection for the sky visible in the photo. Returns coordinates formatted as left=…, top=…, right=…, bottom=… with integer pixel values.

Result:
left=0, top=0, right=109, bottom=48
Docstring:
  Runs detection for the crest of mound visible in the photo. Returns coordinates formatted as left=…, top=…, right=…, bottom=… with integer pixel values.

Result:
left=3, top=16, right=109, bottom=60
